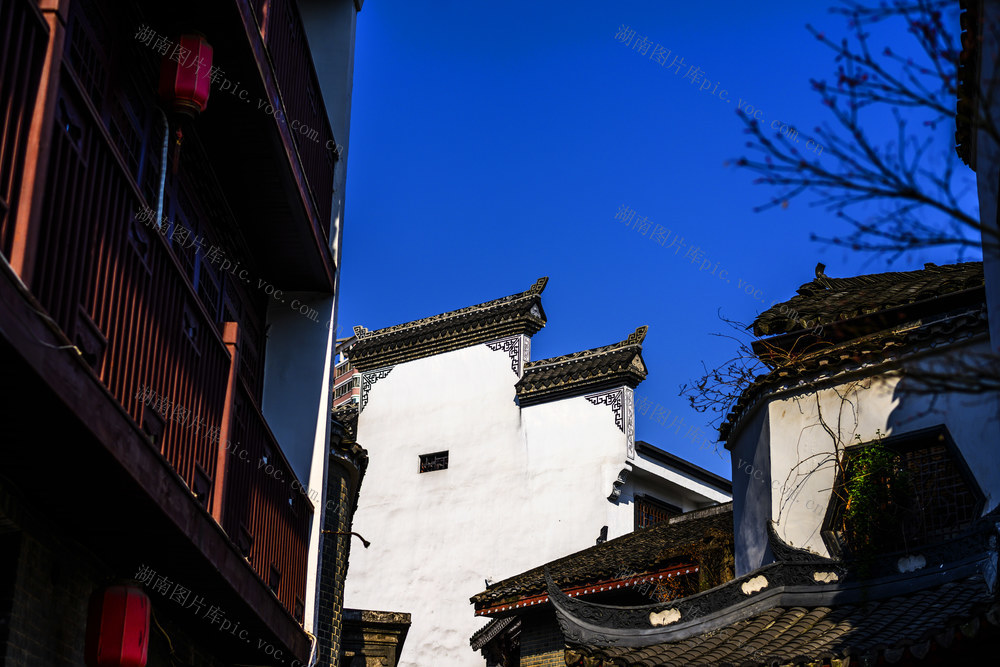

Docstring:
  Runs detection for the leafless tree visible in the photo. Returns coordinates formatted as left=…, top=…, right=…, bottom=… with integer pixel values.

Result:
left=680, top=314, right=836, bottom=431
left=686, top=1, right=1000, bottom=423
left=733, top=0, right=998, bottom=260
left=682, top=312, right=1000, bottom=447
left=680, top=316, right=768, bottom=430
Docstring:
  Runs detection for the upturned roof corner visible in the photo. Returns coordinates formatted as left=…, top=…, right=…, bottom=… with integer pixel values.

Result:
left=347, top=279, right=549, bottom=371
left=516, top=326, right=650, bottom=406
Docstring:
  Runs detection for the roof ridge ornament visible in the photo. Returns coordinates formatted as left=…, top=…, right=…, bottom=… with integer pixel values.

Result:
left=353, top=325, right=370, bottom=339
left=527, top=276, right=549, bottom=295
left=626, top=325, right=648, bottom=346
left=815, top=262, right=833, bottom=289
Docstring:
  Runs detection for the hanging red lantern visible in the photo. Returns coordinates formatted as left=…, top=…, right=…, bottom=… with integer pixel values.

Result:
left=84, top=585, right=150, bottom=667
left=158, top=33, right=213, bottom=116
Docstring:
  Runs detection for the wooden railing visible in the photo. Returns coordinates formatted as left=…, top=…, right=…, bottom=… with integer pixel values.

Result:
left=252, top=0, right=336, bottom=236
left=18, top=0, right=312, bottom=619
left=31, top=65, right=234, bottom=516
left=0, top=0, right=49, bottom=260
left=222, top=381, right=314, bottom=618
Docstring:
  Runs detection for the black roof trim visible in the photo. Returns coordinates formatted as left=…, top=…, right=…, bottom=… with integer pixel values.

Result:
left=635, top=442, right=732, bottom=494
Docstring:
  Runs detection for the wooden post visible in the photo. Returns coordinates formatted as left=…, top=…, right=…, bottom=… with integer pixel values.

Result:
left=213, top=321, right=240, bottom=524
left=10, top=0, right=68, bottom=285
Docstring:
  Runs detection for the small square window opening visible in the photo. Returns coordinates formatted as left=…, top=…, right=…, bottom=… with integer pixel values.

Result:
left=419, top=451, right=448, bottom=473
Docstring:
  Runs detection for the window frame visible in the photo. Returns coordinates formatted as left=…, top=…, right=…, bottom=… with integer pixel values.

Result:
left=418, top=451, right=449, bottom=474
left=821, top=424, right=986, bottom=559
left=634, top=494, right=681, bottom=530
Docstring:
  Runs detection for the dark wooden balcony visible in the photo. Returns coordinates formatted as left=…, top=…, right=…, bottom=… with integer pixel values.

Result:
left=200, top=0, right=339, bottom=290
left=20, top=0, right=342, bottom=292
left=223, top=381, right=313, bottom=618
left=250, top=0, right=336, bottom=236
left=0, top=0, right=48, bottom=260
left=0, top=0, right=322, bottom=622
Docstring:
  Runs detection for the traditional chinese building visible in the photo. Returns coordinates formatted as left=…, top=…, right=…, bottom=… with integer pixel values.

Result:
left=342, top=278, right=731, bottom=666
left=341, top=608, right=413, bottom=667
left=477, top=261, right=1000, bottom=665
left=0, top=0, right=364, bottom=664
left=470, top=503, right=734, bottom=666
left=333, top=335, right=361, bottom=408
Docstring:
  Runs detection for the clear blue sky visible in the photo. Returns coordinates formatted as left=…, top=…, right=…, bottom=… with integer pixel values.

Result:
left=337, top=0, right=974, bottom=479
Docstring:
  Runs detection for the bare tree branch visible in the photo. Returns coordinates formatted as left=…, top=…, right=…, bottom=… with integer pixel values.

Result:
left=732, top=0, right=998, bottom=261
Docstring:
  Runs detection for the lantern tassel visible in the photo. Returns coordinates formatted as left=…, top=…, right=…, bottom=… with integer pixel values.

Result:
left=172, top=127, right=184, bottom=174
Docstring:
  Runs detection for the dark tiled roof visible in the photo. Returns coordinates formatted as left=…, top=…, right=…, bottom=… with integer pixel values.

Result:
left=332, top=403, right=359, bottom=441
left=551, top=508, right=1000, bottom=666
left=720, top=261, right=988, bottom=442
left=330, top=403, right=368, bottom=501
left=347, top=278, right=548, bottom=371
left=470, top=616, right=519, bottom=650
left=515, top=326, right=649, bottom=406
left=568, top=576, right=998, bottom=666
left=471, top=503, right=732, bottom=606
left=721, top=306, right=988, bottom=441
left=753, top=262, right=984, bottom=337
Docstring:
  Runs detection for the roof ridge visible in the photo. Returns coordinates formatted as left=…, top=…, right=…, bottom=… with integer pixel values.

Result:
left=796, top=261, right=983, bottom=296
left=347, top=278, right=549, bottom=370
left=516, top=326, right=649, bottom=405
left=471, top=505, right=734, bottom=606
left=723, top=306, right=988, bottom=442
left=353, top=277, right=548, bottom=341
left=667, top=501, right=734, bottom=524
left=524, top=326, right=648, bottom=371
left=755, top=261, right=984, bottom=336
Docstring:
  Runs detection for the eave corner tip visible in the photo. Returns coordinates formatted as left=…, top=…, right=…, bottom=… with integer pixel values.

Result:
left=529, top=277, right=549, bottom=295
left=627, top=325, right=648, bottom=345
left=544, top=566, right=571, bottom=611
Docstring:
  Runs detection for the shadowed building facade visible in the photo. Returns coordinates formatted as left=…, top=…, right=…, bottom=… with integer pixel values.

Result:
left=0, top=0, right=365, bottom=664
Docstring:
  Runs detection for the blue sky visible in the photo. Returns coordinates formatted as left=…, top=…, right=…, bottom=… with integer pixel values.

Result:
left=337, top=1, right=974, bottom=479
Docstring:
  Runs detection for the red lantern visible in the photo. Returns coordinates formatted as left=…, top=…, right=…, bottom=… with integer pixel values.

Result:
left=85, top=585, right=150, bottom=667
left=158, top=33, right=213, bottom=116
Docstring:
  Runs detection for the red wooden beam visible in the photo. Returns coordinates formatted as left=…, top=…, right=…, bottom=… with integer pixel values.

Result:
left=475, top=563, right=700, bottom=617
left=8, top=0, right=62, bottom=285
left=213, top=322, right=240, bottom=524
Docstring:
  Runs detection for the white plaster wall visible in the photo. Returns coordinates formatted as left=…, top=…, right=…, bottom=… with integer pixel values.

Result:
left=346, top=336, right=742, bottom=664
left=612, top=461, right=732, bottom=541
left=606, top=477, right=639, bottom=539
left=345, top=341, right=654, bottom=666
left=630, top=452, right=732, bottom=508
left=518, top=392, right=632, bottom=549
left=731, top=338, right=1000, bottom=573
left=972, top=1, right=1000, bottom=473
left=975, top=0, right=1000, bottom=357
left=345, top=340, right=532, bottom=667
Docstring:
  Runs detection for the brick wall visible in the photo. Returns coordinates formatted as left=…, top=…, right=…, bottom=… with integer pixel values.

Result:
left=317, top=472, right=355, bottom=667
left=519, top=615, right=565, bottom=667
left=0, top=484, right=231, bottom=667
left=1, top=531, right=92, bottom=666
left=316, top=413, right=368, bottom=667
